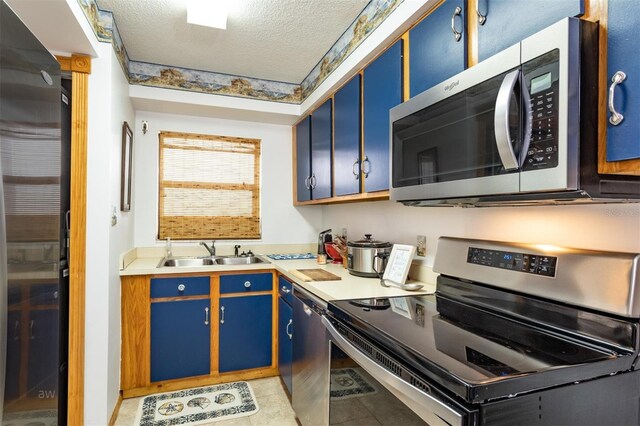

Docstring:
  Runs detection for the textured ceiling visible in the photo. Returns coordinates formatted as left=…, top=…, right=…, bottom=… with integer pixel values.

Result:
left=96, top=0, right=370, bottom=84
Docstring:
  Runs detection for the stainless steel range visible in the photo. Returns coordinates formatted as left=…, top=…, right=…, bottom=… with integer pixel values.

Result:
left=325, top=237, right=640, bottom=425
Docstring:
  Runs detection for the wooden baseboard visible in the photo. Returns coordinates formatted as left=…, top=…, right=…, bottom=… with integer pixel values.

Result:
left=108, top=393, right=123, bottom=426
left=122, top=367, right=279, bottom=399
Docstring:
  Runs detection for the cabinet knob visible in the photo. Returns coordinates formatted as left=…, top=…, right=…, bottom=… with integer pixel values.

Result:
left=177, top=284, right=186, bottom=292
left=244, top=281, right=252, bottom=288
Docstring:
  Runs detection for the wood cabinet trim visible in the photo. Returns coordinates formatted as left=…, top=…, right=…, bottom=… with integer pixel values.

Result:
left=54, top=53, right=92, bottom=426
left=56, top=54, right=91, bottom=74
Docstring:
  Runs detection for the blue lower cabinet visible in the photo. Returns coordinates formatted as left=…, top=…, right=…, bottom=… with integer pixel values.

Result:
left=278, top=297, right=293, bottom=394
left=151, top=299, right=211, bottom=382
left=219, top=295, right=273, bottom=373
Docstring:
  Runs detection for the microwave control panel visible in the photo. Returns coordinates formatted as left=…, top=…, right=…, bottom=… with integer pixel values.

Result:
left=467, top=247, right=557, bottom=277
left=522, top=51, right=560, bottom=171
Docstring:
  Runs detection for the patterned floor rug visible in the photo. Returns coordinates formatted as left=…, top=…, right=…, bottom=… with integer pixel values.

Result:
left=134, top=381, right=259, bottom=425
left=330, top=368, right=377, bottom=400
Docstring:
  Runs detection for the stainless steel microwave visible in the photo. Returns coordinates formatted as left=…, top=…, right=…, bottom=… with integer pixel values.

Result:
left=390, top=18, right=639, bottom=206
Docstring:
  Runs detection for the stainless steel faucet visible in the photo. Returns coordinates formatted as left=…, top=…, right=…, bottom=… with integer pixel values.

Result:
left=234, top=245, right=241, bottom=257
left=166, top=237, right=172, bottom=258
left=201, top=240, right=216, bottom=256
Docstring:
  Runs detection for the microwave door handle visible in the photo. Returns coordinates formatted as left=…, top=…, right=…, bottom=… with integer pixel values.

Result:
left=494, top=69, right=521, bottom=171
left=519, top=82, right=533, bottom=167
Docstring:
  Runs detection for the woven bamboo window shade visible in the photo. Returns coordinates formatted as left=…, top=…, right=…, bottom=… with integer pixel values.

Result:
left=158, top=131, right=261, bottom=240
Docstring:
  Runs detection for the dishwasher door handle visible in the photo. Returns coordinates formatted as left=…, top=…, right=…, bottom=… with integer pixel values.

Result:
left=322, top=316, right=463, bottom=426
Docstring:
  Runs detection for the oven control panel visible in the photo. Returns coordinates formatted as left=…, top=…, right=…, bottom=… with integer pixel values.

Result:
left=467, top=247, right=557, bottom=277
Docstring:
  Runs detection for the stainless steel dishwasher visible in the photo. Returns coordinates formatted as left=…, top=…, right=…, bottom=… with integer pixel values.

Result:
left=292, top=286, right=329, bottom=426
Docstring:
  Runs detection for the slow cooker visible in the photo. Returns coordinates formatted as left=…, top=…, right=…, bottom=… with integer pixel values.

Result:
left=346, top=234, right=392, bottom=277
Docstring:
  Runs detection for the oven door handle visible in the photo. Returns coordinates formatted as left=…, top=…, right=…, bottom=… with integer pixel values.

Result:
left=322, top=316, right=463, bottom=426
left=494, top=69, right=521, bottom=171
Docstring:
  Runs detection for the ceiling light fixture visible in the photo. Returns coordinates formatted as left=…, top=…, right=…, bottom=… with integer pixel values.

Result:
left=187, top=0, right=228, bottom=30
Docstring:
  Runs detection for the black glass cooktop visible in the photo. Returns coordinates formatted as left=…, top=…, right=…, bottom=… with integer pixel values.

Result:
left=327, top=289, right=637, bottom=403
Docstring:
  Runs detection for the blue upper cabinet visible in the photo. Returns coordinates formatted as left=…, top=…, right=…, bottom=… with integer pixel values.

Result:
left=606, top=1, right=640, bottom=161
left=311, top=99, right=333, bottom=199
left=409, top=0, right=467, bottom=97
left=334, top=74, right=362, bottom=196
left=476, top=0, right=584, bottom=62
left=363, top=40, right=403, bottom=193
left=295, top=116, right=312, bottom=202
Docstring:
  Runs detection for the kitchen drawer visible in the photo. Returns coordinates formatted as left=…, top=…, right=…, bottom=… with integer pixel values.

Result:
left=150, top=276, right=210, bottom=298
left=278, top=275, right=293, bottom=305
left=220, top=273, right=272, bottom=294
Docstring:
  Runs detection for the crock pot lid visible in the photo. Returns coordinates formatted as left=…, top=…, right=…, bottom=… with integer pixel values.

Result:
left=348, top=234, right=391, bottom=248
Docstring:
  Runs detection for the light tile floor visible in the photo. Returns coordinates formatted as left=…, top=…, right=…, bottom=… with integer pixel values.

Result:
left=114, top=377, right=299, bottom=426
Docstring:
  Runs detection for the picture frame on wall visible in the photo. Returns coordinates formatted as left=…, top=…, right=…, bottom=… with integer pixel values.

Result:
left=121, top=121, right=133, bottom=212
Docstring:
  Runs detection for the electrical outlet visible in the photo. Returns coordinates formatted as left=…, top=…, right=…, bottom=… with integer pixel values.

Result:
left=417, top=235, right=426, bottom=257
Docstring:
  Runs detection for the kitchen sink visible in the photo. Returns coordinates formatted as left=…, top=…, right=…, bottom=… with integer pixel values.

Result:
left=157, top=255, right=268, bottom=268
left=158, top=257, right=216, bottom=267
left=214, top=256, right=266, bottom=265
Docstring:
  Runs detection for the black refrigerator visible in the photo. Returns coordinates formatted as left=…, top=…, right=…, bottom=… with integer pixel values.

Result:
left=0, top=1, right=69, bottom=424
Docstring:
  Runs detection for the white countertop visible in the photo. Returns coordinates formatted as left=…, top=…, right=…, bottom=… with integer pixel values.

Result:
left=120, top=250, right=436, bottom=302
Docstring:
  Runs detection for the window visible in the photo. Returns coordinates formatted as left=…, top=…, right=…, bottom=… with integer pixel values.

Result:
left=158, top=131, right=261, bottom=240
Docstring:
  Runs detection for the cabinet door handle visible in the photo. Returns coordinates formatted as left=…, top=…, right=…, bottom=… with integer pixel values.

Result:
left=304, top=176, right=311, bottom=189
left=29, top=320, right=34, bottom=340
left=14, top=320, right=20, bottom=341
left=352, top=159, right=360, bottom=180
left=310, top=174, right=317, bottom=189
left=220, top=306, right=225, bottom=324
left=608, top=71, right=627, bottom=126
left=361, top=156, right=371, bottom=178
left=204, top=307, right=210, bottom=325
left=286, top=319, right=293, bottom=339
left=451, top=6, right=463, bottom=42
left=244, top=281, right=252, bottom=288
left=280, top=285, right=291, bottom=294
left=476, top=0, right=487, bottom=25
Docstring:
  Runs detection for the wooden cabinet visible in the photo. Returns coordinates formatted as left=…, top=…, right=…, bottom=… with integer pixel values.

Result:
left=475, top=0, right=584, bottom=62
left=295, top=116, right=312, bottom=202
left=333, top=74, right=361, bottom=196
left=604, top=0, right=640, bottom=163
left=363, top=40, right=404, bottom=193
left=219, top=294, right=272, bottom=373
left=311, top=98, right=333, bottom=199
left=277, top=276, right=293, bottom=394
left=121, top=270, right=278, bottom=398
left=409, top=0, right=467, bottom=97
left=150, top=298, right=210, bottom=382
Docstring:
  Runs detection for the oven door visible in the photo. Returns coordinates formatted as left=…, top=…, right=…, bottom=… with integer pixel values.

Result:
left=323, top=316, right=470, bottom=426
left=390, top=42, right=529, bottom=203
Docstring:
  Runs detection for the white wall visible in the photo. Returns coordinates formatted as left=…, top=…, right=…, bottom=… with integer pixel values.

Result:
left=85, top=43, right=135, bottom=424
left=322, top=201, right=640, bottom=265
left=133, top=111, right=322, bottom=250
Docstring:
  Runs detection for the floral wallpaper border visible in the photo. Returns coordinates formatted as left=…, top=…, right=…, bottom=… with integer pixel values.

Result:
left=76, top=0, right=404, bottom=104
